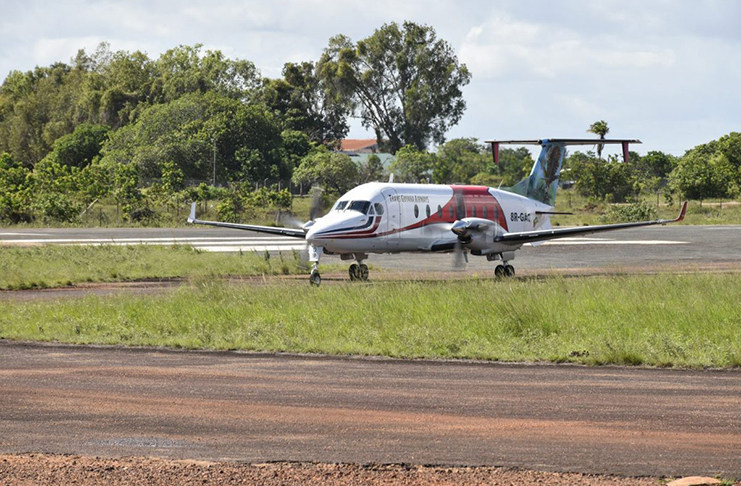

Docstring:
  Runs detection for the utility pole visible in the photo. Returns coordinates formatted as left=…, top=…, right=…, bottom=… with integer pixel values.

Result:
left=212, top=136, right=217, bottom=187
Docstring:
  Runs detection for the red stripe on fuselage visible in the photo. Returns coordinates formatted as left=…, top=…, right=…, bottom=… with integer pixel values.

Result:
left=325, top=185, right=508, bottom=240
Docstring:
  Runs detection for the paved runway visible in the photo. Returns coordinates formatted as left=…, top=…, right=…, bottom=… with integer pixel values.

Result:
left=1, top=225, right=740, bottom=274
left=1, top=341, right=739, bottom=478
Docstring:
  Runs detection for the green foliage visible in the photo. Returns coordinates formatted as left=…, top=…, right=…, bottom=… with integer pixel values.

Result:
left=42, top=123, right=110, bottom=168
left=388, top=145, right=435, bottom=183
left=570, top=151, right=637, bottom=202
left=292, top=149, right=359, bottom=193
left=357, top=154, right=385, bottom=183
left=319, top=21, right=471, bottom=153
left=587, top=120, right=610, bottom=158
left=99, top=92, right=286, bottom=183
left=600, top=201, right=657, bottom=223
left=260, top=62, right=350, bottom=145
left=432, top=137, right=488, bottom=184
left=670, top=132, right=741, bottom=200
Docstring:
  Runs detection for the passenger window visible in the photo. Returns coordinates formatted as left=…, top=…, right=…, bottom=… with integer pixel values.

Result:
left=426, top=205, right=431, bottom=218
left=374, top=203, right=384, bottom=215
left=483, top=206, right=488, bottom=219
left=414, top=204, right=419, bottom=218
left=449, top=205, right=454, bottom=219
left=437, top=205, right=443, bottom=218
left=472, top=206, right=476, bottom=217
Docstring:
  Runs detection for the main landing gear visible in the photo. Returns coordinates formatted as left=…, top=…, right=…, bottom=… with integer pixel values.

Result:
left=488, top=252, right=516, bottom=279
left=348, top=262, right=369, bottom=282
left=494, top=264, right=515, bottom=278
left=345, top=253, right=370, bottom=282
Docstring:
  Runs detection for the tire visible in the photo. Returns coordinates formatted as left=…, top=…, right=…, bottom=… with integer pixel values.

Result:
left=348, top=263, right=359, bottom=281
left=309, top=271, right=321, bottom=286
left=494, top=265, right=505, bottom=278
left=504, top=265, right=515, bottom=277
left=358, top=264, right=369, bottom=281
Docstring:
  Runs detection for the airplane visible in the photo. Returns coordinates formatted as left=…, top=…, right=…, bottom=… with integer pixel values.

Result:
left=188, top=138, right=687, bottom=285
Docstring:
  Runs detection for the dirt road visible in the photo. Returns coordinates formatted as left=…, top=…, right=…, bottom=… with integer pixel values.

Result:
left=1, top=341, right=739, bottom=479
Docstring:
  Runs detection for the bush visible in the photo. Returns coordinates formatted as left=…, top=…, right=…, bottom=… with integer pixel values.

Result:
left=600, top=201, right=657, bottom=224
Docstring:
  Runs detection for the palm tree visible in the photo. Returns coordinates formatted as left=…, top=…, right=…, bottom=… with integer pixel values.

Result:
left=587, top=120, right=610, bottom=158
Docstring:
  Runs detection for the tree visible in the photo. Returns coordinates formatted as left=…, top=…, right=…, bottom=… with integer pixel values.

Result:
left=260, top=62, right=351, bottom=145
left=587, top=120, right=610, bottom=158
left=318, top=21, right=471, bottom=153
left=292, top=149, right=358, bottom=194
left=357, top=154, right=385, bottom=183
left=41, top=123, right=110, bottom=168
left=99, top=92, right=286, bottom=183
left=570, top=151, right=637, bottom=202
left=432, top=138, right=488, bottom=184
left=387, top=146, right=435, bottom=183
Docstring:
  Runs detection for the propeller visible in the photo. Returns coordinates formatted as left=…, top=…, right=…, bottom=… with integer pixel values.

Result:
left=450, top=220, right=471, bottom=271
left=277, top=186, right=325, bottom=231
left=276, top=186, right=325, bottom=268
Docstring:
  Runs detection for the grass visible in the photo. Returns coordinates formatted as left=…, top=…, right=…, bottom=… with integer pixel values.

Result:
left=0, top=245, right=309, bottom=290
left=2, top=273, right=740, bottom=369
left=552, top=189, right=741, bottom=226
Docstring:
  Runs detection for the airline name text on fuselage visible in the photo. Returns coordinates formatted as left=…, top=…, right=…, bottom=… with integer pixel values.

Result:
left=388, top=195, right=430, bottom=203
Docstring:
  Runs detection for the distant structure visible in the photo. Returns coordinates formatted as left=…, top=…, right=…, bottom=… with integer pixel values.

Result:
left=338, top=138, right=394, bottom=170
left=339, top=139, right=379, bottom=154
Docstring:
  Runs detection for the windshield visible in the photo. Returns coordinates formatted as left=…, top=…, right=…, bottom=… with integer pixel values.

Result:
left=334, top=201, right=348, bottom=211
left=347, top=200, right=371, bottom=214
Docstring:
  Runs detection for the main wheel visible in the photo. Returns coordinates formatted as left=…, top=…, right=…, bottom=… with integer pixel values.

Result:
left=348, top=263, right=360, bottom=281
left=358, top=264, right=369, bottom=281
left=504, top=265, right=515, bottom=277
left=494, top=265, right=505, bottom=278
left=309, top=270, right=322, bottom=286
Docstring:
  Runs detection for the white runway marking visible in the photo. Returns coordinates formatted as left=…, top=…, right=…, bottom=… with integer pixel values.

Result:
left=541, top=239, right=687, bottom=245
left=0, top=236, right=300, bottom=244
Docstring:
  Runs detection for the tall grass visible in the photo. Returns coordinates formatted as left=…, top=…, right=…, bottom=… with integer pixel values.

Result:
left=2, top=274, right=739, bottom=368
left=0, top=245, right=305, bottom=290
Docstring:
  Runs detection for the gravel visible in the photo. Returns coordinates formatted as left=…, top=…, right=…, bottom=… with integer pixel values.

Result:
left=0, top=454, right=667, bottom=485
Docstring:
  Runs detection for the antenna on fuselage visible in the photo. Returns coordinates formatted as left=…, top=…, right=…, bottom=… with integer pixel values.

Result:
left=388, top=173, right=394, bottom=183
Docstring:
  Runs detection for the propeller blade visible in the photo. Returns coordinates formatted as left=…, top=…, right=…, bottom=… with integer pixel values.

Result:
left=278, top=211, right=306, bottom=229
left=452, top=240, right=468, bottom=271
left=309, top=186, right=324, bottom=221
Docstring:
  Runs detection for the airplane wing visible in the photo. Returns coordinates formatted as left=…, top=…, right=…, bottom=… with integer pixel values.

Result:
left=496, top=202, right=687, bottom=245
left=186, top=202, right=306, bottom=238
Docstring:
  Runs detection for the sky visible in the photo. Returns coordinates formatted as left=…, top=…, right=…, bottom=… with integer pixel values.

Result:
left=1, top=0, right=739, bottom=156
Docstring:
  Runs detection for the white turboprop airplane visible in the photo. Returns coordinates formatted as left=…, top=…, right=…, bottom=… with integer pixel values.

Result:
left=188, top=138, right=687, bottom=285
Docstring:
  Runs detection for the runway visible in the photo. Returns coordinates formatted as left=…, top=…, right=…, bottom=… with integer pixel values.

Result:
left=1, top=341, right=739, bottom=478
left=1, top=225, right=740, bottom=274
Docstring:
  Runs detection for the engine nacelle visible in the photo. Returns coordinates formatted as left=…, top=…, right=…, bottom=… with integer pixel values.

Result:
left=451, top=217, right=508, bottom=254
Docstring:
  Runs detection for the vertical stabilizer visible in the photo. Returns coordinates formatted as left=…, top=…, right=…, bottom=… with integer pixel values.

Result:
left=508, top=141, right=565, bottom=206
left=485, top=138, right=642, bottom=207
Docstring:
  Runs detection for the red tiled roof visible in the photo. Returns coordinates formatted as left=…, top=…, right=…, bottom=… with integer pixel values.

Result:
left=341, top=139, right=378, bottom=151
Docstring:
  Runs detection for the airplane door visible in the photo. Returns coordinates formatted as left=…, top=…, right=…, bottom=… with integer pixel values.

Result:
left=381, top=187, right=400, bottom=248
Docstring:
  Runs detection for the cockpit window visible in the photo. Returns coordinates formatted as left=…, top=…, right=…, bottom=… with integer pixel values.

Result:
left=334, top=201, right=348, bottom=211
left=374, top=203, right=384, bottom=215
left=348, top=200, right=371, bottom=214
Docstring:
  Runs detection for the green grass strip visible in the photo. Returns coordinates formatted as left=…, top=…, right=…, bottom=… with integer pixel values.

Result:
left=0, top=245, right=306, bottom=290
left=2, top=274, right=740, bottom=368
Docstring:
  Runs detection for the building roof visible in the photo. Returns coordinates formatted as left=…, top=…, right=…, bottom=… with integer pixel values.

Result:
left=340, top=139, right=378, bottom=152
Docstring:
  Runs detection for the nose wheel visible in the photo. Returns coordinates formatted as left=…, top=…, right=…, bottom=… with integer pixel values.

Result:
left=349, top=263, right=369, bottom=282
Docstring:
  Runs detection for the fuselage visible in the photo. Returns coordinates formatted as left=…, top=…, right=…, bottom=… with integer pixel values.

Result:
left=305, top=182, right=553, bottom=255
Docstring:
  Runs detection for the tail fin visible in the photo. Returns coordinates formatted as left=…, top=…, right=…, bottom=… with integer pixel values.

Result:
left=486, top=138, right=642, bottom=207
left=509, top=141, right=566, bottom=206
